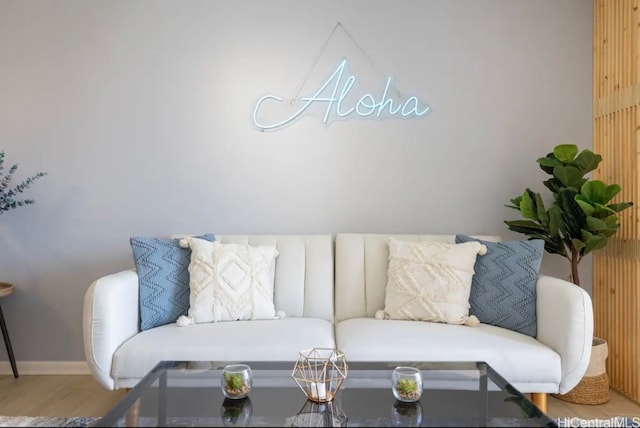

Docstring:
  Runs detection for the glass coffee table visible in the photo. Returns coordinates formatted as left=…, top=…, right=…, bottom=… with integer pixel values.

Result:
left=96, top=360, right=557, bottom=427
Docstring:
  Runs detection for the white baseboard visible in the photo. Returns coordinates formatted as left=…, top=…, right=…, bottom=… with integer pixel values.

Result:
left=0, top=361, right=90, bottom=375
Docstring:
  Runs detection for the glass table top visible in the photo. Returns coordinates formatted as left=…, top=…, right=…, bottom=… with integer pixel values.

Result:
left=96, top=360, right=557, bottom=427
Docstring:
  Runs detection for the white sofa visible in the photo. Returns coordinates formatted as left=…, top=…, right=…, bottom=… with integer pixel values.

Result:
left=83, top=233, right=593, bottom=400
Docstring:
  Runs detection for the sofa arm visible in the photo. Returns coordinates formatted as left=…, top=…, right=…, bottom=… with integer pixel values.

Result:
left=536, top=274, right=594, bottom=394
left=83, top=270, right=140, bottom=390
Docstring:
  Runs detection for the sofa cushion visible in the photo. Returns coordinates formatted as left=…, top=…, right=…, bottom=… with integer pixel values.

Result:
left=130, top=234, right=215, bottom=331
left=178, top=238, right=279, bottom=325
left=112, top=318, right=335, bottom=380
left=455, top=235, right=543, bottom=337
left=380, top=238, right=487, bottom=326
left=335, top=318, right=561, bottom=392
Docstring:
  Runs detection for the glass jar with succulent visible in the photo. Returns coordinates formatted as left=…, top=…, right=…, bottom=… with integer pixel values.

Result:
left=392, top=367, right=422, bottom=402
left=221, top=364, right=252, bottom=399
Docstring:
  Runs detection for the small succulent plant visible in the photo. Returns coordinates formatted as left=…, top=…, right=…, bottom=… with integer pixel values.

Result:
left=396, top=378, right=418, bottom=394
left=224, top=372, right=244, bottom=390
left=223, top=370, right=250, bottom=399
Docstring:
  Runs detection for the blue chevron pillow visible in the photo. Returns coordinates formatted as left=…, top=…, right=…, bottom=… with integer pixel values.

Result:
left=455, top=235, right=544, bottom=337
left=131, top=234, right=215, bottom=331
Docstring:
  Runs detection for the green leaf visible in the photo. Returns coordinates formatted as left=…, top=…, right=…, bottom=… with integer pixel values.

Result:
left=504, top=219, right=546, bottom=230
left=571, top=150, right=601, bottom=174
left=604, top=216, right=619, bottom=228
left=527, top=232, right=553, bottom=242
left=506, top=196, right=523, bottom=211
left=548, top=205, right=562, bottom=237
left=504, top=219, right=548, bottom=238
left=607, top=202, right=633, bottom=212
left=553, top=165, right=586, bottom=189
left=543, top=242, right=568, bottom=257
left=584, top=234, right=608, bottom=254
left=537, top=156, right=563, bottom=168
left=534, top=193, right=548, bottom=226
left=603, top=184, right=621, bottom=204
left=519, top=191, right=537, bottom=220
left=553, top=144, right=578, bottom=163
left=581, top=181, right=607, bottom=204
left=586, top=216, right=608, bottom=231
left=521, top=230, right=566, bottom=256
left=556, top=188, right=587, bottom=238
left=591, top=202, right=616, bottom=217
left=537, top=154, right=563, bottom=175
left=575, top=199, right=595, bottom=216
left=572, top=238, right=587, bottom=251
left=581, top=229, right=594, bottom=241
left=543, top=178, right=563, bottom=194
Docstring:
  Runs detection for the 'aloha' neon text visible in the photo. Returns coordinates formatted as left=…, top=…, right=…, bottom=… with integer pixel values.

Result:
left=253, top=59, right=431, bottom=131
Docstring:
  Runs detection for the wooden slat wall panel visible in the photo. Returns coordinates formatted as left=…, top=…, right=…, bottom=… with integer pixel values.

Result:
left=593, top=0, right=640, bottom=403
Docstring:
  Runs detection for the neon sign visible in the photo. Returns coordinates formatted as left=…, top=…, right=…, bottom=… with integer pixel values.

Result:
left=252, top=58, right=431, bottom=131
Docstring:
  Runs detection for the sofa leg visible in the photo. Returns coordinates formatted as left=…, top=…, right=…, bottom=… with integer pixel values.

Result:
left=124, top=389, right=140, bottom=428
left=530, top=393, right=547, bottom=413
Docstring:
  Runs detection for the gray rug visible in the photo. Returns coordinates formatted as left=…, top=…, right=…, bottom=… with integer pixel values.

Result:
left=0, top=416, right=98, bottom=427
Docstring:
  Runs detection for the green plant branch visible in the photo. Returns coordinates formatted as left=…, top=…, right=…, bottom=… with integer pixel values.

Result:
left=0, top=151, right=47, bottom=215
left=505, top=144, right=633, bottom=287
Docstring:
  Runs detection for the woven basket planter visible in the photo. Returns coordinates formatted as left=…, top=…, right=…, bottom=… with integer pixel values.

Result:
left=552, top=337, right=610, bottom=405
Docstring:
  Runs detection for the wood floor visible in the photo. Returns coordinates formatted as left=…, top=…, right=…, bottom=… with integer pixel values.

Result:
left=0, top=375, right=639, bottom=419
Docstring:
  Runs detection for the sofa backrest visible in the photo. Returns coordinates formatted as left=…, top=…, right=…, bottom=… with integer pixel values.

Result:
left=334, top=233, right=501, bottom=322
left=216, top=235, right=334, bottom=322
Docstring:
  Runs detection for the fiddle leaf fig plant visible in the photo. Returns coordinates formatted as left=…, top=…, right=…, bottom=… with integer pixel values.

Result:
left=505, top=144, right=633, bottom=287
left=0, top=151, right=47, bottom=214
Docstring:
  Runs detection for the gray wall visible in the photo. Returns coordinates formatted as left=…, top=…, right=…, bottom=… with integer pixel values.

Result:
left=0, top=0, right=592, bottom=362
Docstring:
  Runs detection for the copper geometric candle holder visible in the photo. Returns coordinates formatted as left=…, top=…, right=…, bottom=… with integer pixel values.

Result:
left=291, top=348, right=348, bottom=403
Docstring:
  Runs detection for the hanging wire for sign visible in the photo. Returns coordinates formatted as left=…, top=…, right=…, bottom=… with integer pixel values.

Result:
left=292, top=22, right=402, bottom=103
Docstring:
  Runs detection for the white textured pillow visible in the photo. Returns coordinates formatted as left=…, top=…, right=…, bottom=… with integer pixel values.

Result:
left=376, top=238, right=487, bottom=327
left=176, top=237, right=280, bottom=326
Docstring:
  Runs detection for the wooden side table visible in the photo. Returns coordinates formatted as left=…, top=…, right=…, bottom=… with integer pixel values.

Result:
left=0, top=283, right=18, bottom=378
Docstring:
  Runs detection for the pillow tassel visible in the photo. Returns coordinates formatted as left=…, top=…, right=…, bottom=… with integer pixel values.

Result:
left=462, top=315, right=480, bottom=327
left=176, top=315, right=194, bottom=327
